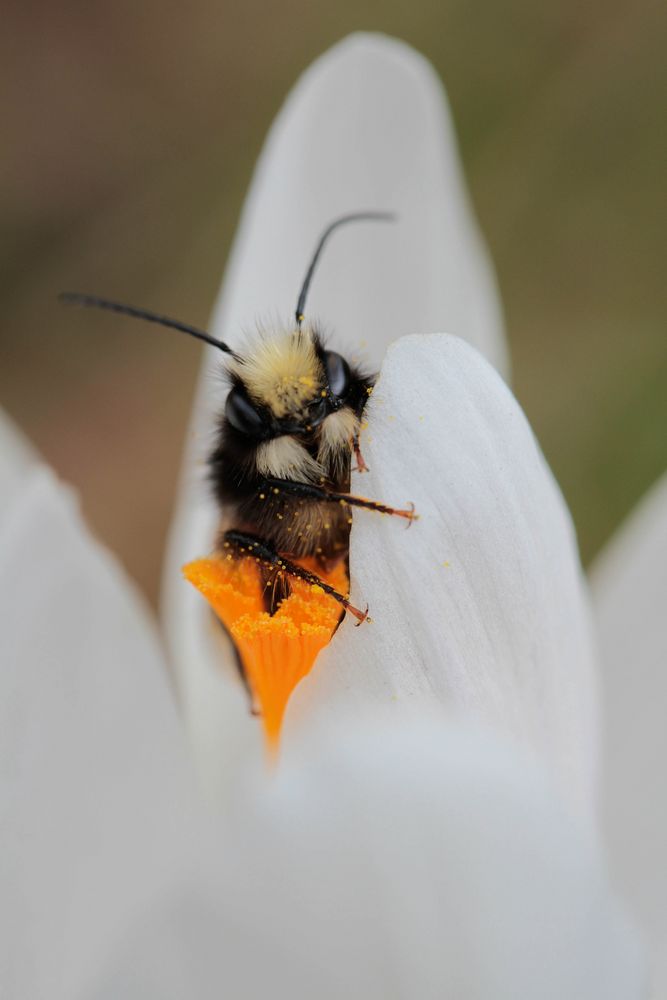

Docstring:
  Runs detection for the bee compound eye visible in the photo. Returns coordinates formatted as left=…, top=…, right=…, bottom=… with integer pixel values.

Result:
left=323, top=351, right=351, bottom=398
left=225, top=387, right=266, bottom=436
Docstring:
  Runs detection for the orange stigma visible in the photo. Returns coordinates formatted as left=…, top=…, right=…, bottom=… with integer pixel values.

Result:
left=182, top=554, right=348, bottom=750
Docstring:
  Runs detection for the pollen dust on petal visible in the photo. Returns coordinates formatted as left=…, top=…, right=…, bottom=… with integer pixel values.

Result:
left=182, top=555, right=347, bottom=752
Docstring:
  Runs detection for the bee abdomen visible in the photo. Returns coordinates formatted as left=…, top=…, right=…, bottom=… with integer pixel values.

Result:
left=231, top=491, right=351, bottom=561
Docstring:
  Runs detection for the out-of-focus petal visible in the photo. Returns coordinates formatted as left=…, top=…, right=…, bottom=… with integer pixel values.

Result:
left=0, top=413, right=208, bottom=1000
left=162, top=33, right=507, bottom=798
left=590, top=472, right=667, bottom=997
left=211, top=32, right=506, bottom=374
left=289, top=335, right=599, bottom=822
left=87, top=718, right=644, bottom=1000
left=0, top=407, right=37, bottom=519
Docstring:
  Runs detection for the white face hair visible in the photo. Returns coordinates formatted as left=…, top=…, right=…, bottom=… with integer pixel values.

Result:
left=253, top=408, right=360, bottom=483
left=255, top=436, right=323, bottom=482
left=317, top=407, right=360, bottom=478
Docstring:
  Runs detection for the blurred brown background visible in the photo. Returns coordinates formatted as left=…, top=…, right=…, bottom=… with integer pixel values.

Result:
left=1, top=0, right=665, bottom=606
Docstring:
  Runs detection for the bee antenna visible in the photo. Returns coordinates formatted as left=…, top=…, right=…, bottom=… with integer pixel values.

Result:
left=294, top=211, right=396, bottom=329
left=59, top=292, right=242, bottom=360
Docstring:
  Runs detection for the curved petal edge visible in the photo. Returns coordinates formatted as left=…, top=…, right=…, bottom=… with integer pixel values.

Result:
left=289, top=334, right=599, bottom=824
left=591, top=472, right=667, bottom=997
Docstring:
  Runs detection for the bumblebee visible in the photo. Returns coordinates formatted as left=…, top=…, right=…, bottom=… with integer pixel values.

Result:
left=61, top=212, right=416, bottom=624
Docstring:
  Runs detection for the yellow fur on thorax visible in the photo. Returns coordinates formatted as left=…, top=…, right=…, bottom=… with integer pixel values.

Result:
left=233, top=328, right=322, bottom=418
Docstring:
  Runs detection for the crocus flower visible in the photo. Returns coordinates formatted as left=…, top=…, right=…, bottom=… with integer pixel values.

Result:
left=2, top=32, right=661, bottom=999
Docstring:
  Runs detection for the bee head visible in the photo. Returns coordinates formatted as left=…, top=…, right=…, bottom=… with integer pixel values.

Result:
left=224, top=328, right=354, bottom=441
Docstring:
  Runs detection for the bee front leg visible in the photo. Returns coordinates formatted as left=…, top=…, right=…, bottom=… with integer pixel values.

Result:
left=260, top=479, right=418, bottom=523
left=352, top=435, right=369, bottom=473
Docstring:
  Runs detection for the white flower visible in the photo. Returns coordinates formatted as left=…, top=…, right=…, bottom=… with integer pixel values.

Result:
left=1, top=32, right=658, bottom=1000
left=162, top=31, right=508, bottom=801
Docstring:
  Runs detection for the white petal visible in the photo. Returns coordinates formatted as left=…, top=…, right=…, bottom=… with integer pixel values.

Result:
left=590, top=473, right=667, bottom=997
left=162, top=33, right=507, bottom=799
left=210, top=32, right=506, bottom=374
left=87, top=718, right=644, bottom=1000
left=289, top=335, right=599, bottom=822
left=0, top=416, right=208, bottom=1000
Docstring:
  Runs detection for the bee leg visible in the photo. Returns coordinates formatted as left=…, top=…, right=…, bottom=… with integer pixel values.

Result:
left=223, top=530, right=370, bottom=625
left=352, top=435, right=369, bottom=473
left=260, top=479, right=418, bottom=523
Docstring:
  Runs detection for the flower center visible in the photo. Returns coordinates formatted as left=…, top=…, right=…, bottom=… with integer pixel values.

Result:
left=183, top=554, right=347, bottom=749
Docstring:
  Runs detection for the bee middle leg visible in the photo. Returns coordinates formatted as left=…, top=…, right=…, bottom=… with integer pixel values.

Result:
left=259, top=478, right=418, bottom=522
left=222, top=530, right=370, bottom=625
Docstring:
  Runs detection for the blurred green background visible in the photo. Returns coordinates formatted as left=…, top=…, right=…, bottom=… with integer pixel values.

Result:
left=1, top=0, right=665, bottom=605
